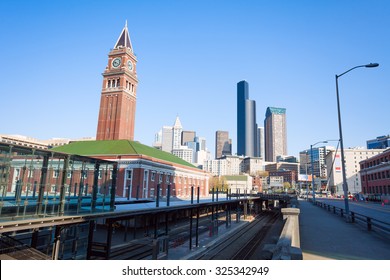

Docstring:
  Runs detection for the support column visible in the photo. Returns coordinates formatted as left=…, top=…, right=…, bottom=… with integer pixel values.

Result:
left=195, top=207, right=200, bottom=247
left=37, top=155, right=49, bottom=215
left=189, top=208, right=193, bottom=250
left=110, top=163, right=118, bottom=211
left=167, top=185, right=171, bottom=206
left=91, top=162, right=100, bottom=211
left=106, top=219, right=114, bottom=259
left=86, top=220, right=95, bottom=259
left=52, top=226, right=63, bottom=260
left=59, top=156, right=70, bottom=215
left=156, top=184, right=160, bottom=207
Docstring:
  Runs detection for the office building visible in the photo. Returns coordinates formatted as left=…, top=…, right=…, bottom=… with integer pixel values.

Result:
left=264, top=107, right=287, bottom=162
left=172, top=116, right=183, bottom=150
left=182, top=131, right=196, bottom=145
left=325, top=147, right=384, bottom=195
left=215, top=131, right=232, bottom=159
left=161, top=126, right=173, bottom=152
left=299, top=146, right=334, bottom=178
left=237, top=80, right=257, bottom=157
left=367, top=135, right=390, bottom=149
left=257, top=127, right=265, bottom=159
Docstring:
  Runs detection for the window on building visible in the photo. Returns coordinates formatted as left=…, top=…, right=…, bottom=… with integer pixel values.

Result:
left=144, top=171, right=148, bottom=182
left=159, top=173, right=162, bottom=183
left=126, top=170, right=132, bottom=180
left=151, top=172, right=155, bottom=182
left=166, top=175, right=170, bottom=183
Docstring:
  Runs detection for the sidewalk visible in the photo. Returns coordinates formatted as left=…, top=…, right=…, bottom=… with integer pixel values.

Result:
left=298, top=199, right=390, bottom=260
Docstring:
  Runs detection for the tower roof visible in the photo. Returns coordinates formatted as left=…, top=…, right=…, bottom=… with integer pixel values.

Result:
left=266, top=107, right=286, bottom=117
left=173, top=116, right=182, bottom=128
left=114, top=21, right=133, bottom=51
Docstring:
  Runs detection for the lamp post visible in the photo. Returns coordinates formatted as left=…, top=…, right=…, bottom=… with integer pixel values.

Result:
left=335, top=63, right=379, bottom=216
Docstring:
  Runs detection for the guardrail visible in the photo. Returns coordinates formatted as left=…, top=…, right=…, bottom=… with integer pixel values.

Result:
left=312, top=200, right=390, bottom=236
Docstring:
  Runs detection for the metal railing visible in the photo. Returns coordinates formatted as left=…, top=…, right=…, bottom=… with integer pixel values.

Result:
left=312, top=200, right=390, bottom=236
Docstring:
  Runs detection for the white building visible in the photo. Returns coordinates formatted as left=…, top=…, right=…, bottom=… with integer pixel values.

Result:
left=161, top=126, right=173, bottom=153
left=172, top=116, right=183, bottom=150
left=224, top=175, right=253, bottom=194
left=242, top=157, right=264, bottom=175
left=325, top=147, right=384, bottom=194
left=172, top=147, right=193, bottom=164
left=203, top=155, right=245, bottom=176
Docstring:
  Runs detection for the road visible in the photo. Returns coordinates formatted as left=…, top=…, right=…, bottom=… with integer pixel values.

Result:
left=316, top=198, right=390, bottom=223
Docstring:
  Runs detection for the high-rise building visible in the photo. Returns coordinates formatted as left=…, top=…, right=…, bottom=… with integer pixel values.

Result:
left=367, top=135, right=390, bottom=149
left=182, top=131, right=196, bottom=145
left=172, top=116, right=183, bottom=150
left=161, top=126, right=173, bottom=152
left=96, top=22, right=138, bottom=141
left=299, top=146, right=334, bottom=178
left=237, top=81, right=257, bottom=157
left=215, top=131, right=232, bottom=159
left=264, top=107, right=287, bottom=162
left=257, top=127, right=265, bottom=159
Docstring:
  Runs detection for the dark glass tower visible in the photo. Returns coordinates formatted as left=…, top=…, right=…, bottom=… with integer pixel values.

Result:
left=237, top=80, right=257, bottom=157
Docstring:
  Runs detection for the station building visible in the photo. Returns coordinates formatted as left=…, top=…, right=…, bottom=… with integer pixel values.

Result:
left=52, top=139, right=209, bottom=199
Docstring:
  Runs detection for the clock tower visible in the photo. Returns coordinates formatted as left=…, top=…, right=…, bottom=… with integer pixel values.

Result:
left=96, top=22, right=138, bottom=141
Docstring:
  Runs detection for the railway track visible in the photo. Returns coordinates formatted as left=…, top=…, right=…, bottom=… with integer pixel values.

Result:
left=195, top=211, right=281, bottom=260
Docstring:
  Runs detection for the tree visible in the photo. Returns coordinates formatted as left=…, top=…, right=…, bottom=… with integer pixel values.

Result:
left=283, top=182, right=291, bottom=190
left=210, top=176, right=229, bottom=192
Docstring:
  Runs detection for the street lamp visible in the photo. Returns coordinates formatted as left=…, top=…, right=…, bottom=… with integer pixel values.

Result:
left=335, top=63, right=379, bottom=216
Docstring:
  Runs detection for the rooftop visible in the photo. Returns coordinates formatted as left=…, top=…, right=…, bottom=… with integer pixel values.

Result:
left=51, top=140, right=197, bottom=168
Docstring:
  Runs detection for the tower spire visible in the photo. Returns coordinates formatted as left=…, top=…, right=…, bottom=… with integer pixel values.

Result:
left=114, top=21, right=133, bottom=51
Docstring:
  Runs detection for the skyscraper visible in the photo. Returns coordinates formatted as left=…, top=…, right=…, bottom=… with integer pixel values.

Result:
left=215, top=131, right=232, bottom=159
left=257, top=127, right=265, bottom=159
left=264, top=107, right=287, bottom=162
left=237, top=80, right=257, bottom=157
left=172, top=116, right=183, bottom=150
left=181, top=131, right=196, bottom=145
left=96, top=22, right=138, bottom=141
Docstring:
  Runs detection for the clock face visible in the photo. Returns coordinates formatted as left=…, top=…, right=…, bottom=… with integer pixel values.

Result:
left=127, top=60, right=134, bottom=71
left=112, top=57, right=121, bottom=68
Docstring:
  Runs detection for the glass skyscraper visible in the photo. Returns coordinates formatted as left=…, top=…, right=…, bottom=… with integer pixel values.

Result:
left=237, top=80, right=257, bottom=157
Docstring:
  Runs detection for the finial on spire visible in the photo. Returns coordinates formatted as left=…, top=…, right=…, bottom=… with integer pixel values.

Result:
left=125, top=20, right=128, bottom=28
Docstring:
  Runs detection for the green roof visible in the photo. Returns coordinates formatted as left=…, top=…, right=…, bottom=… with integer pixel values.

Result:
left=224, top=175, right=248, bottom=181
left=51, top=140, right=196, bottom=168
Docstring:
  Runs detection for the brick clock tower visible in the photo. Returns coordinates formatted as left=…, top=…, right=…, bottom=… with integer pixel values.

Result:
left=96, top=22, right=138, bottom=141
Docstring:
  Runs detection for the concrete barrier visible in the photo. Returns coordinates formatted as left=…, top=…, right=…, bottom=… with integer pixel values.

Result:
left=271, top=208, right=302, bottom=260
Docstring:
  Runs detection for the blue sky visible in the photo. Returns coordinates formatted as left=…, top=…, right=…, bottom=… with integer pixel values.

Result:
left=0, top=0, right=389, bottom=158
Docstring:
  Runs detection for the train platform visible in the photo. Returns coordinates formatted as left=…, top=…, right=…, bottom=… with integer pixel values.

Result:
left=298, top=199, right=390, bottom=260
